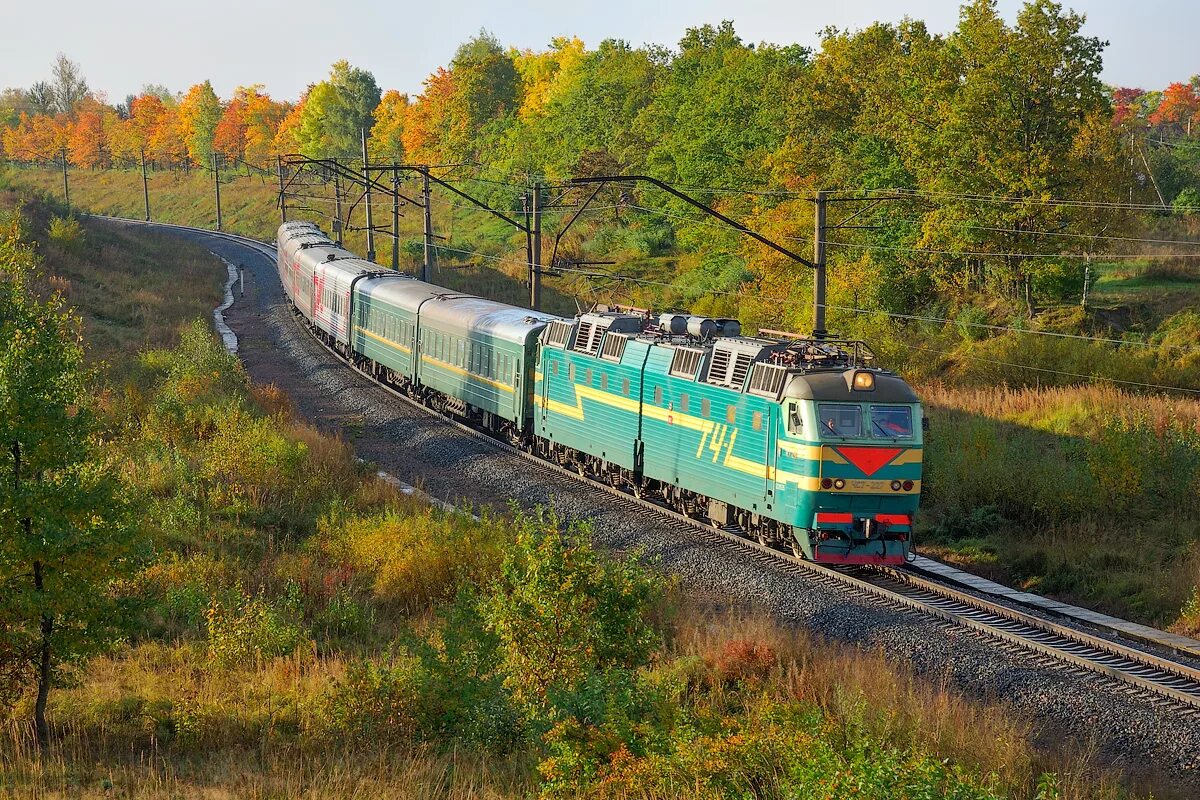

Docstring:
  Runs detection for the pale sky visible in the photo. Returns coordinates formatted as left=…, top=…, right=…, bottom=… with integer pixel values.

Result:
left=2, top=0, right=1195, bottom=103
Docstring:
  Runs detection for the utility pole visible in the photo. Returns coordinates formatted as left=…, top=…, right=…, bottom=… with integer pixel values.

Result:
left=421, top=168, right=433, bottom=282
left=530, top=183, right=542, bottom=310
left=212, top=152, right=222, bottom=231
left=333, top=163, right=343, bottom=245
left=522, top=191, right=532, bottom=280
left=1082, top=255, right=1092, bottom=310
left=361, top=129, right=375, bottom=262
left=60, top=147, right=69, bottom=208
left=277, top=155, right=287, bottom=223
left=140, top=149, right=151, bottom=222
left=391, top=163, right=400, bottom=269
left=812, top=190, right=828, bottom=338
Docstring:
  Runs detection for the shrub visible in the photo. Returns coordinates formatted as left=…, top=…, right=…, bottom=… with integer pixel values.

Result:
left=46, top=213, right=84, bottom=251
left=204, top=592, right=308, bottom=667
left=318, top=508, right=506, bottom=609
left=479, top=510, right=663, bottom=708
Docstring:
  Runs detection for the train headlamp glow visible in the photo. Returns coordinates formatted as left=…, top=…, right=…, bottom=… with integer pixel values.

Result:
left=851, top=371, right=875, bottom=391
left=833, top=479, right=846, bottom=490
left=890, top=480, right=902, bottom=491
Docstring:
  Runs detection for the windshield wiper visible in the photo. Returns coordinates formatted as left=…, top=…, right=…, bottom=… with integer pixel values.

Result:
left=872, top=419, right=896, bottom=439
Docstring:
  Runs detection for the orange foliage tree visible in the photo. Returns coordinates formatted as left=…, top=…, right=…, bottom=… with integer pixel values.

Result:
left=369, top=90, right=409, bottom=160
left=401, top=68, right=455, bottom=164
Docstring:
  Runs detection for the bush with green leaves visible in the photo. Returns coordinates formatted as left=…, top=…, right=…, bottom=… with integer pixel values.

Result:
left=479, top=509, right=663, bottom=709
left=204, top=591, right=308, bottom=667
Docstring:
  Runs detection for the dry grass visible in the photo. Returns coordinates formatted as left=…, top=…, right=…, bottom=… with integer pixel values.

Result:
left=1, top=728, right=530, bottom=799
left=919, top=381, right=1200, bottom=434
left=672, top=601, right=1160, bottom=800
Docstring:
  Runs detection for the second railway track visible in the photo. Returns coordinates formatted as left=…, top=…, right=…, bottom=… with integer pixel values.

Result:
left=106, top=217, right=1200, bottom=719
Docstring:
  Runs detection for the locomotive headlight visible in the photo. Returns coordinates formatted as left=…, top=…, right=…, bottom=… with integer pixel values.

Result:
left=852, top=371, right=875, bottom=391
left=833, top=479, right=846, bottom=490
left=821, top=478, right=833, bottom=489
left=890, top=480, right=902, bottom=491
left=902, top=480, right=914, bottom=491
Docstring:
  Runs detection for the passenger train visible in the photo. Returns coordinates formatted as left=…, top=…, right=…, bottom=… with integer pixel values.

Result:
left=277, top=221, right=924, bottom=565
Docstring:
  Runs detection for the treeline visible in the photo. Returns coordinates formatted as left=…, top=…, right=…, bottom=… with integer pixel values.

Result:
left=3, top=1, right=1199, bottom=318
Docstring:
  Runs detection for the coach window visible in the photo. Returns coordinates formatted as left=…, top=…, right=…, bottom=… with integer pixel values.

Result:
left=702, top=398, right=711, bottom=419
left=726, top=405, right=737, bottom=425
left=752, top=411, right=763, bottom=431
left=654, top=386, right=664, bottom=406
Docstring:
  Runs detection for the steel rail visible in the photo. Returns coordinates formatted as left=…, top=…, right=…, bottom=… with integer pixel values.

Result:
left=95, top=216, right=1200, bottom=714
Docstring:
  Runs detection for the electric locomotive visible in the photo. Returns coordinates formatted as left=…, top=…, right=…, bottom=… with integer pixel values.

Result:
left=275, top=222, right=924, bottom=565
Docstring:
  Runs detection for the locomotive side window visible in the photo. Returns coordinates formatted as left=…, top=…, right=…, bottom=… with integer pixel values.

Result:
left=818, top=403, right=862, bottom=438
left=601, top=373, right=608, bottom=391
left=679, top=393, right=689, bottom=413
left=870, top=405, right=913, bottom=439
left=654, top=386, right=664, bottom=406
left=787, top=402, right=804, bottom=435
left=702, top=398, right=711, bottom=419
left=726, top=405, right=736, bottom=424
left=551, top=360, right=558, bottom=376
left=752, top=411, right=763, bottom=431
left=622, top=377, right=630, bottom=397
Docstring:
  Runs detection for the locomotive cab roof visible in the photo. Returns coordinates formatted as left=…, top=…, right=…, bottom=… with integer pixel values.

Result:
left=781, top=370, right=918, bottom=404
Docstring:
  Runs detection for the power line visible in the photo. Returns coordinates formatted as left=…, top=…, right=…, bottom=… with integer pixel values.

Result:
left=825, top=239, right=1200, bottom=260
left=549, top=265, right=1198, bottom=353
left=552, top=265, right=1200, bottom=394
left=838, top=187, right=1200, bottom=214
left=904, top=344, right=1200, bottom=395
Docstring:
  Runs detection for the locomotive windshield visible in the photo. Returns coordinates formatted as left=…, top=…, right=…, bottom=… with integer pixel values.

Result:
left=870, top=405, right=913, bottom=439
left=817, top=403, right=862, bottom=437
left=817, top=402, right=915, bottom=440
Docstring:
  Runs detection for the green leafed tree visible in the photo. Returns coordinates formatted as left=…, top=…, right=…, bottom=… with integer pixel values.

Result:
left=295, top=60, right=382, bottom=158
left=177, top=80, right=223, bottom=166
left=0, top=210, right=139, bottom=746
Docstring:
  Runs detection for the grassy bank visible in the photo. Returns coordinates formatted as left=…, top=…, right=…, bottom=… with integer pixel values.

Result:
left=0, top=192, right=1156, bottom=798
left=0, top=317, right=1132, bottom=798
left=919, top=383, right=1200, bottom=628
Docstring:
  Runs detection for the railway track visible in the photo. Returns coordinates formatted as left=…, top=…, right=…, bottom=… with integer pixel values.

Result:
left=104, top=217, right=1200, bottom=716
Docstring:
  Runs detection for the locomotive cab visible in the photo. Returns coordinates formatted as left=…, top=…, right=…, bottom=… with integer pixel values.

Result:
left=777, top=368, right=923, bottom=565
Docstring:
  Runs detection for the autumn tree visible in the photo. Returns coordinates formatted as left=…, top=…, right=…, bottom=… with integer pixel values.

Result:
left=212, top=97, right=247, bottom=162
left=1150, top=81, right=1200, bottom=137
left=369, top=89, right=409, bottom=159
left=67, top=97, right=113, bottom=168
left=177, top=80, right=222, bottom=165
left=294, top=61, right=381, bottom=158
left=402, top=68, right=455, bottom=164
left=0, top=210, right=138, bottom=746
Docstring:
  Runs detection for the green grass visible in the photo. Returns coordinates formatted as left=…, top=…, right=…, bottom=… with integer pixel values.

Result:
left=0, top=189, right=225, bottom=377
